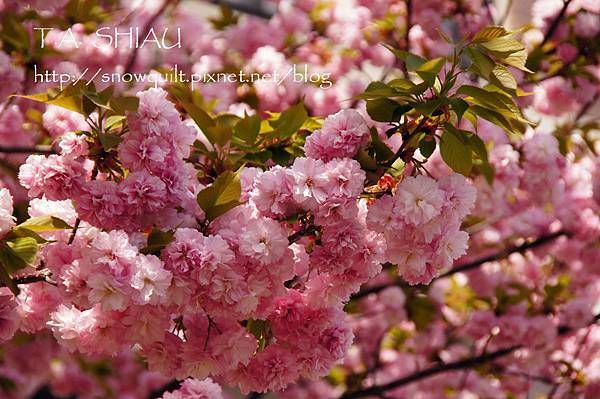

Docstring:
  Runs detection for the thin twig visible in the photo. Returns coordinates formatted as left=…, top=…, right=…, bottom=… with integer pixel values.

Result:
left=0, top=270, right=55, bottom=288
left=405, top=0, right=412, bottom=53
left=339, top=345, right=521, bottom=398
left=124, top=0, right=179, bottom=74
left=339, top=314, right=600, bottom=398
left=573, top=92, right=600, bottom=124
left=68, top=218, right=81, bottom=245
left=351, top=230, right=569, bottom=300
left=206, top=0, right=274, bottom=19
left=147, top=380, right=181, bottom=399
left=436, top=229, right=569, bottom=279
left=0, top=145, right=55, bottom=154
left=288, top=225, right=319, bottom=244
left=540, top=0, right=573, bottom=47
left=498, top=0, right=513, bottom=25
left=483, top=0, right=495, bottom=24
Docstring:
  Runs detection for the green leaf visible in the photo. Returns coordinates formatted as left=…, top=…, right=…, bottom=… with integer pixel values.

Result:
left=234, top=112, right=261, bottom=144
left=419, top=137, right=436, bottom=158
left=109, top=96, right=139, bottom=114
left=465, top=132, right=495, bottom=184
left=14, top=86, right=84, bottom=114
left=7, top=228, right=47, bottom=244
left=388, top=78, right=418, bottom=91
left=0, top=242, right=30, bottom=273
left=490, top=64, right=517, bottom=91
left=181, top=102, right=215, bottom=138
left=356, top=81, right=402, bottom=100
left=448, top=98, right=469, bottom=121
left=465, top=47, right=495, bottom=80
left=465, top=133, right=489, bottom=163
left=416, top=57, right=446, bottom=85
left=503, top=49, right=532, bottom=73
left=406, top=294, right=436, bottom=331
left=368, top=128, right=395, bottom=162
left=472, top=26, right=510, bottom=43
left=83, top=88, right=113, bottom=110
left=205, top=125, right=233, bottom=147
left=140, top=229, right=175, bottom=255
left=17, top=216, right=71, bottom=232
left=105, top=115, right=126, bottom=130
left=388, top=48, right=427, bottom=71
left=0, top=264, right=18, bottom=295
left=413, top=98, right=442, bottom=116
left=467, top=106, right=518, bottom=135
left=7, top=237, right=38, bottom=266
left=269, top=101, right=308, bottom=139
left=366, top=99, right=410, bottom=122
left=479, top=37, right=525, bottom=55
left=440, top=128, right=472, bottom=176
left=246, top=319, right=271, bottom=352
left=197, top=169, right=243, bottom=221
left=98, top=133, right=122, bottom=150
left=457, top=85, right=523, bottom=120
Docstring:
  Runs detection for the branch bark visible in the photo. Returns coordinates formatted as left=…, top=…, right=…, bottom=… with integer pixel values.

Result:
left=436, top=229, right=569, bottom=279
left=540, top=0, right=573, bottom=47
left=339, top=345, right=521, bottom=398
left=124, top=0, right=180, bottom=74
left=0, top=145, right=55, bottom=154
left=206, top=0, right=275, bottom=19
left=339, top=314, right=600, bottom=399
left=351, top=230, right=569, bottom=300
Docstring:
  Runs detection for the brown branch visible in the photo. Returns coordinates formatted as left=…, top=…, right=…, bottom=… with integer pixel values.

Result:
left=540, top=0, right=573, bottom=47
left=405, top=0, right=412, bottom=52
left=498, top=0, right=513, bottom=25
left=436, top=230, right=569, bottom=279
left=206, top=0, right=275, bottom=19
left=339, top=314, right=600, bottom=398
left=1, top=270, right=54, bottom=288
left=288, top=225, right=319, bottom=245
left=339, top=345, right=521, bottom=398
left=482, top=0, right=495, bottom=25
left=68, top=218, right=81, bottom=245
left=351, top=230, right=569, bottom=300
left=574, top=92, right=600, bottom=124
left=0, top=145, right=55, bottom=154
left=147, top=380, right=181, bottom=399
left=124, top=0, right=179, bottom=74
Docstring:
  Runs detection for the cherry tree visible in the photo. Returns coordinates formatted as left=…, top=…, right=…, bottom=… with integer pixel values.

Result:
left=0, top=1, right=599, bottom=398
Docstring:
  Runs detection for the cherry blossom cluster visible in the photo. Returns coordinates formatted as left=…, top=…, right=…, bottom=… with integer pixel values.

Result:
left=367, top=173, right=476, bottom=285
left=19, top=88, right=198, bottom=232
left=0, top=0, right=599, bottom=398
left=6, top=94, right=478, bottom=394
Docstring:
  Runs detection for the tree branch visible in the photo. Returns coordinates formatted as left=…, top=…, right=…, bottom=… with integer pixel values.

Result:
left=351, top=230, right=569, bottom=300
left=0, top=145, right=56, bottom=154
left=540, top=0, right=572, bottom=47
left=124, top=0, right=180, bottom=74
left=405, top=0, right=412, bottom=52
left=482, top=0, right=495, bottom=25
left=288, top=225, right=319, bottom=245
left=339, top=313, right=600, bottom=398
left=339, top=345, right=521, bottom=398
left=574, top=92, right=600, bottom=124
left=436, top=230, right=569, bottom=279
left=206, top=0, right=275, bottom=19
left=0, top=270, right=54, bottom=289
left=147, top=380, right=181, bottom=399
